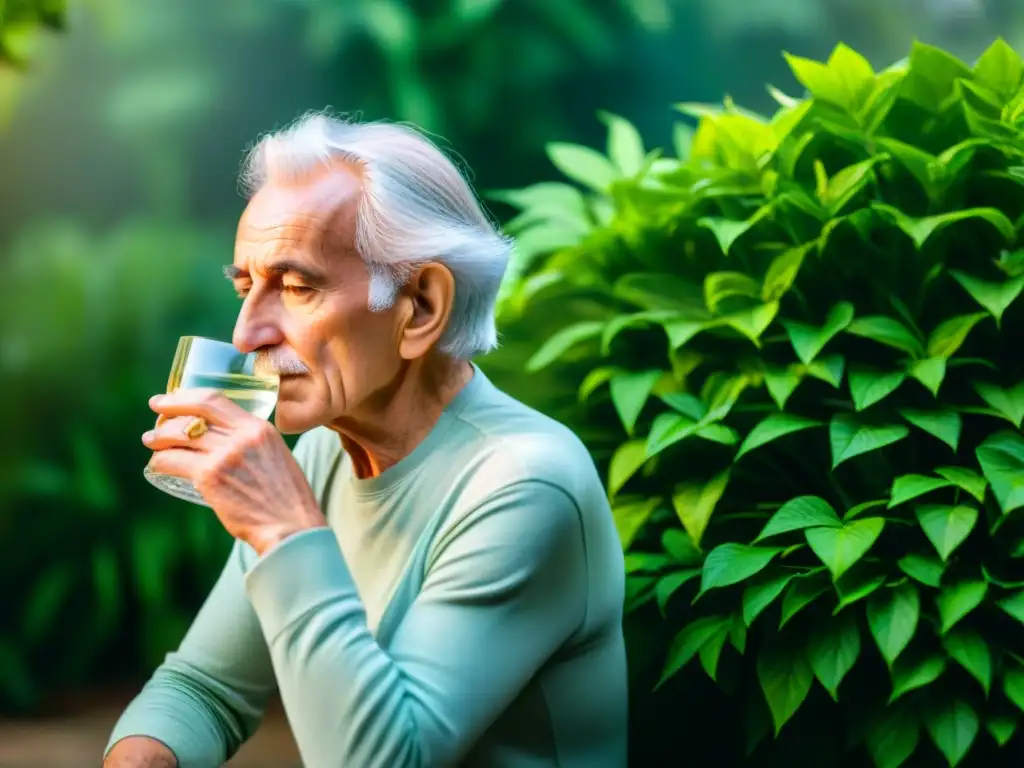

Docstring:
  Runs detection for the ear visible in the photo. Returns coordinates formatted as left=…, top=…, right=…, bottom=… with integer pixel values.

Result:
left=397, top=262, right=456, bottom=360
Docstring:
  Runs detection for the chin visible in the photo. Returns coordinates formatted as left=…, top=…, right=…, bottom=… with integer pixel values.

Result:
left=272, top=403, right=326, bottom=435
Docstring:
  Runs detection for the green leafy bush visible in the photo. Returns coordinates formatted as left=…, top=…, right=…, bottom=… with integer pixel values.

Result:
left=0, top=219, right=239, bottom=712
left=493, top=39, right=1024, bottom=767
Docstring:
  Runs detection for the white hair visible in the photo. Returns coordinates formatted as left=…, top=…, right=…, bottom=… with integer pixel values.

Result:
left=240, top=110, right=513, bottom=360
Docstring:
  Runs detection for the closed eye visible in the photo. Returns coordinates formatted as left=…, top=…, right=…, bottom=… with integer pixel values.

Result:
left=284, top=285, right=316, bottom=296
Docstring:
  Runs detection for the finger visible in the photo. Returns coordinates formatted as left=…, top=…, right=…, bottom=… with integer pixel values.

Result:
left=146, top=447, right=205, bottom=480
left=143, top=416, right=225, bottom=451
left=149, top=388, right=247, bottom=426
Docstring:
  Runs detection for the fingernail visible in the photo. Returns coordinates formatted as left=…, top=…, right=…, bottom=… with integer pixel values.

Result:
left=150, top=394, right=164, bottom=405
left=142, top=431, right=154, bottom=443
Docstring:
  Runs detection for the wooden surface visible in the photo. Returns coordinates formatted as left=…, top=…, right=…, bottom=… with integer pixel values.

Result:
left=0, top=688, right=301, bottom=766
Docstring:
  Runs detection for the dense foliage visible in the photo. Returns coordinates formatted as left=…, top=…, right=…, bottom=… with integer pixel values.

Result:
left=0, top=0, right=64, bottom=67
left=494, top=39, right=1024, bottom=766
left=0, top=220, right=240, bottom=711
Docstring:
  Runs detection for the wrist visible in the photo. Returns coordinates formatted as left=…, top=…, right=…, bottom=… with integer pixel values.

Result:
left=250, top=518, right=328, bottom=557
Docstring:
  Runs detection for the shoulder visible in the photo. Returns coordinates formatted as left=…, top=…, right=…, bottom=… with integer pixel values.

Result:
left=453, top=375, right=604, bottom=503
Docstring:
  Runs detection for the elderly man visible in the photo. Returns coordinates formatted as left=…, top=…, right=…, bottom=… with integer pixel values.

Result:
left=103, top=112, right=627, bottom=768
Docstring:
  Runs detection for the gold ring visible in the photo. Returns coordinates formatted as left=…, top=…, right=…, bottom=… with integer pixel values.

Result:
left=184, top=417, right=208, bottom=440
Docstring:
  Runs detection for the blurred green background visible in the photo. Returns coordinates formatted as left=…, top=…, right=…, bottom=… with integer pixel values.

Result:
left=3, top=0, right=1024, bottom=749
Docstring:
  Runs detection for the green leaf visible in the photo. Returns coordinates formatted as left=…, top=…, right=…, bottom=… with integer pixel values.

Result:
left=1005, top=666, right=1024, bottom=713
left=985, top=715, right=1018, bottom=747
left=655, top=570, right=701, bottom=614
left=704, top=271, right=761, bottom=312
left=608, top=440, right=647, bottom=496
left=806, top=517, right=885, bottom=581
left=927, top=313, right=988, bottom=358
left=662, top=528, right=702, bottom=566
left=867, top=583, right=920, bottom=666
left=807, top=354, right=845, bottom=387
left=830, top=415, right=909, bottom=469
left=875, top=137, right=945, bottom=200
left=658, top=615, right=732, bottom=687
left=626, top=553, right=675, bottom=574
left=526, top=321, right=604, bottom=372
left=698, top=620, right=731, bottom=681
left=780, top=573, right=831, bottom=628
left=908, top=357, right=946, bottom=396
left=950, top=269, right=1024, bottom=327
left=763, top=365, right=804, bottom=409
left=736, top=413, right=822, bottom=460
left=610, top=369, right=663, bottom=434
left=976, top=431, right=1024, bottom=515
left=807, top=611, right=861, bottom=700
left=915, top=504, right=978, bottom=562
left=755, top=496, right=842, bottom=542
left=672, top=470, right=730, bottom=548
left=822, top=157, right=883, bottom=216
left=973, top=381, right=1024, bottom=428
left=898, top=552, right=945, bottom=588
left=578, top=366, right=620, bottom=402
left=784, top=51, right=850, bottom=107
left=757, top=640, right=814, bottom=735
left=834, top=566, right=886, bottom=612
left=742, top=570, right=801, bottom=626
left=613, top=273, right=704, bottom=312
left=937, top=581, right=988, bottom=634
left=866, top=705, right=920, bottom=768
left=974, top=37, right=1024, bottom=98
left=762, top=243, right=811, bottom=301
left=934, top=467, right=987, bottom=504
left=21, top=566, right=74, bottom=644
left=611, top=496, right=659, bottom=549
left=698, top=216, right=763, bottom=256
left=925, top=699, right=979, bottom=767
left=844, top=499, right=888, bottom=521
left=997, top=591, right=1024, bottom=624
left=846, top=315, right=925, bottom=356
left=942, top=627, right=992, bottom=696
left=890, top=652, right=947, bottom=703
left=598, top=111, right=645, bottom=177
left=900, top=408, right=961, bottom=451
left=889, top=474, right=952, bottom=508
left=546, top=142, right=616, bottom=192
left=645, top=412, right=697, bottom=457
left=875, top=204, right=1015, bottom=250
left=729, top=616, right=747, bottom=655
left=721, top=302, right=780, bottom=345
left=700, top=543, right=783, bottom=595
left=782, top=302, right=854, bottom=364
left=849, top=368, right=906, bottom=411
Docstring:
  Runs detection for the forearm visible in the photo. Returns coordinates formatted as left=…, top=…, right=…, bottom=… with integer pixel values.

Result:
left=103, top=736, right=177, bottom=768
left=104, top=663, right=236, bottom=768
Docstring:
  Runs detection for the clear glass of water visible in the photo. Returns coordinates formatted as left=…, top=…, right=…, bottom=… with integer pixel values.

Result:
left=143, top=336, right=279, bottom=506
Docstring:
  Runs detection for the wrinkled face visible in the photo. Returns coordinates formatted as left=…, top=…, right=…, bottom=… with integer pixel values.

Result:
left=229, top=166, right=409, bottom=434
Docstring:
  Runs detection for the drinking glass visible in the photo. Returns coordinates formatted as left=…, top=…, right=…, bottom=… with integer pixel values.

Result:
left=143, top=336, right=279, bottom=506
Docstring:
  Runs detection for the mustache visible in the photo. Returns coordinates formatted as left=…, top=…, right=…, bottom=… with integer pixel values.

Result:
left=254, top=348, right=311, bottom=376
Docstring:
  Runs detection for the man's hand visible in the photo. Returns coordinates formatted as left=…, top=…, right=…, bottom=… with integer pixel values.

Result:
left=103, top=736, right=177, bottom=767
left=144, top=389, right=328, bottom=556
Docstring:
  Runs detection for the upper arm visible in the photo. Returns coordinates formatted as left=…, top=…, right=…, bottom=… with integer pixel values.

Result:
left=387, top=479, right=588, bottom=764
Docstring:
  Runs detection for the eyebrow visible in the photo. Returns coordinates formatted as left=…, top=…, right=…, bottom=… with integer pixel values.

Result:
left=223, top=261, right=329, bottom=287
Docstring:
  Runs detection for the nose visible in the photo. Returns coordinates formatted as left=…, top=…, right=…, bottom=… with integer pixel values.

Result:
left=232, top=297, right=285, bottom=354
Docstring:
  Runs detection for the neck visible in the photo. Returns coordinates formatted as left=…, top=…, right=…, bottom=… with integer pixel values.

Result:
left=328, top=355, right=474, bottom=479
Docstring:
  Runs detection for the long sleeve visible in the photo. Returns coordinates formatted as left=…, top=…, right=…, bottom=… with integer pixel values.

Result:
left=243, top=478, right=589, bottom=768
left=105, top=539, right=277, bottom=767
